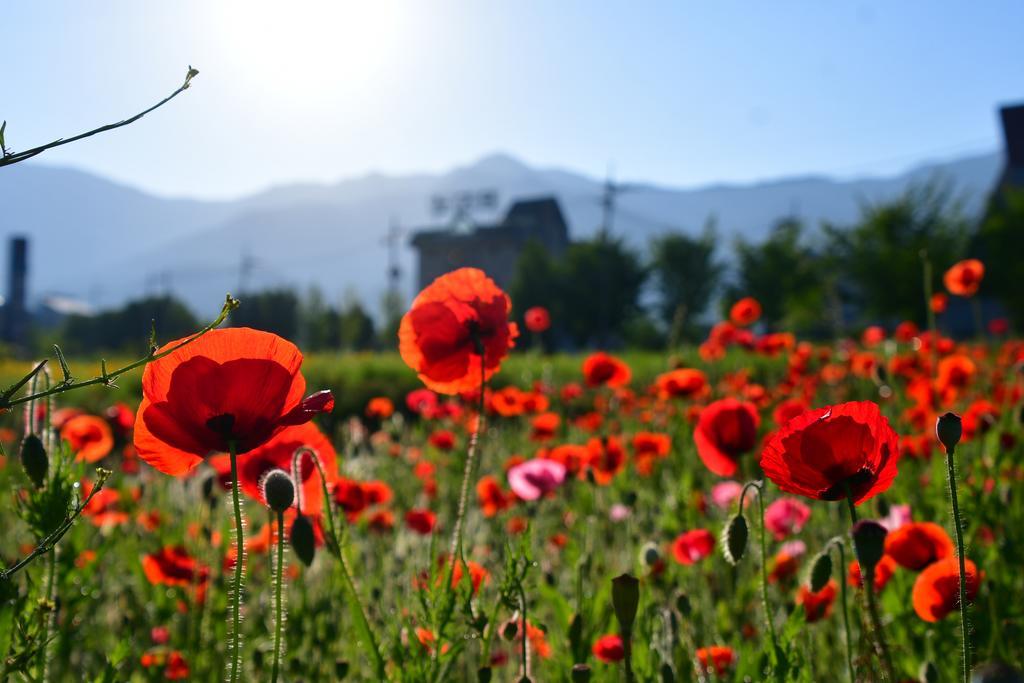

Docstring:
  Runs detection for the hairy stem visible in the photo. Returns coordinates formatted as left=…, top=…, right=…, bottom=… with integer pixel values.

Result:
left=830, top=540, right=856, bottom=683
left=228, top=442, right=245, bottom=683
left=271, top=511, right=285, bottom=683
left=741, top=481, right=778, bottom=651
left=944, top=444, right=971, bottom=683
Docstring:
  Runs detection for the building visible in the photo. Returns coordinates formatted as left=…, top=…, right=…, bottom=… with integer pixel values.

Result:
left=991, top=103, right=1024, bottom=197
left=410, top=197, right=570, bottom=291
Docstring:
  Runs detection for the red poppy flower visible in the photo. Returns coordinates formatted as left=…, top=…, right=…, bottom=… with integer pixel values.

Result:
left=654, top=368, right=708, bottom=400
left=405, top=389, right=438, bottom=416
left=547, top=443, right=590, bottom=476
left=592, top=634, right=625, bottom=663
left=884, top=522, right=954, bottom=570
left=365, top=397, right=394, bottom=419
left=695, top=646, right=735, bottom=676
left=585, top=436, right=626, bottom=485
left=693, top=398, right=760, bottom=477
left=848, top=555, right=897, bottom=592
left=631, top=431, right=671, bottom=475
left=530, top=412, right=560, bottom=441
left=936, top=355, right=976, bottom=401
left=429, top=429, right=456, bottom=451
left=449, top=559, right=490, bottom=594
left=943, top=259, right=985, bottom=297
left=80, top=481, right=129, bottom=527
left=773, top=399, right=808, bottom=429
left=524, top=306, right=551, bottom=333
left=476, top=475, right=511, bottom=517
left=729, top=297, right=762, bottom=327
left=796, top=579, right=837, bottom=622
left=671, top=529, right=715, bottom=565
left=912, top=557, right=981, bottom=622
left=759, top=401, right=899, bottom=506
left=142, top=546, right=210, bottom=587
left=930, top=293, right=949, bottom=313
left=133, top=328, right=333, bottom=476
left=405, top=509, right=437, bottom=535
left=61, top=414, right=114, bottom=463
left=236, top=422, right=337, bottom=517
left=398, top=268, right=517, bottom=395
left=582, top=352, right=632, bottom=387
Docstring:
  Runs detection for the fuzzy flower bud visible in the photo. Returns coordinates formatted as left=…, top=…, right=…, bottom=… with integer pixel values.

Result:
left=852, top=520, right=888, bottom=572
left=260, top=469, right=295, bottom=513
left=19, top=433, right=48, bottom=489
left=722, top=513, right=748, bottom=566
left=936, top=412, right=963, bottom=453
left=808, top=550, right=833, bottom=593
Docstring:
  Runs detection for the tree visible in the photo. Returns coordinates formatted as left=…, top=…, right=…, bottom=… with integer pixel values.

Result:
left=974, top=188, right=1024, bottom=326
left=338, top=297, right=377, bottom=351
left=559, top=237, right=648, bottom=347
left=231, top=289, right=300, bottom=340
left=825, top=182, right=969, bottom=325
left=650, top=221, right=724, bottom=341
left=728, top=218, right=830, bottom=333
left=301, top=286, right=342, bottom=351
left=60, top=296, right=198, bottom=354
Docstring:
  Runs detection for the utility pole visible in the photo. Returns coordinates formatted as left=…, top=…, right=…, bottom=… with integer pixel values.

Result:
left=381, top=217, right=405, bottom=331
left=238, top=250, right=255, bottom=294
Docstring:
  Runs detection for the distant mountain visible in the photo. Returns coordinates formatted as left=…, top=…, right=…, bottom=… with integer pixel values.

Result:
left=0, top=151, right=1003, bottom=317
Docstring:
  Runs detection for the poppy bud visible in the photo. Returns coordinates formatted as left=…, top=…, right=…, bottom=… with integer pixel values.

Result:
left=919, top=660, right=939, bottom=683
left=19, top=433, right=48, bottom=488
left=568, top=613, right=583, bottom=659
left=936, top=412, right=963, bottom=453
left=640, top=542, right=661, bottom=567
left=659, top=662, right=675, bottom=682
left=852, top=520, right=887, bottom=572
left=808, top=551, right=833, bottom=593
left=334, top=659, right=349, bottom=679
left=611, top=573, right=640, bottom=633
left=502, top=619, right=519, bottom=641
left=201, top=474, right=217, bottom=502
left=970, top=661, right=1024, bottom=683
left=261, top=469, right=295, bottom=513
left=721, top=514, right=748, bottom=566
left=675, top=593, right=692, bottom=617
left=477, top=667, right=492, bottom=683
left=571, top=664, right=592, bottom=682
left=290, top=514, right=316, bottom=566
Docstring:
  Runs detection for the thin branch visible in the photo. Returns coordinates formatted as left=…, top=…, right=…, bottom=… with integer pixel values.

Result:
left=0, top=66, right=199, bottom=168
left=0, top=294, right=238, bottom=410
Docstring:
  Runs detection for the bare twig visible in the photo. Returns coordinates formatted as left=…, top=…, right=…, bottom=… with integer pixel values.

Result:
left=0, top=67, right=199, bottom=168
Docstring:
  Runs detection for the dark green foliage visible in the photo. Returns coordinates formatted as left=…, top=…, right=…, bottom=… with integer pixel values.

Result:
left=231, top=289, right=301, bottom=340
left=974, top=188, right=1024, bottom=327
left=650, top=222, right=724, bottom=341
left=59, top=296, right=198, bottom=354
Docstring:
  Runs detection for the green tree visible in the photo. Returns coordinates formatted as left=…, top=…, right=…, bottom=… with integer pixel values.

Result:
left=650, top=221, right=724, bottom=342
left=825, top=182, right=969, bottom=325
left=231, top=289, right=300, bottom=339
left=728, top=218, right=831, bottom=333
left=338, top=294, right=377, bottom=351
left=974, top=188, right=1024, bottom=327
left=301, top=286, right=342, bottom=351
left=59, top=296, right=198, bottom=354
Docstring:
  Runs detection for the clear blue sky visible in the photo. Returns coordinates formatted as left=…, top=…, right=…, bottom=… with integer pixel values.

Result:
left=3, top=1, right=1021, bottom=199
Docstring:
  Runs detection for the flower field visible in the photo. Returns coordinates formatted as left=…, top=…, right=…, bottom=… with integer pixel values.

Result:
left=1, top=265, right=1022, bottom=683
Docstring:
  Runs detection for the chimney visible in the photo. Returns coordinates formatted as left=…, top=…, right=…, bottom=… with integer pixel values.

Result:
left=3, top=236, right=29, bottom=347
left=1000, top=104, right=1024, bottom=168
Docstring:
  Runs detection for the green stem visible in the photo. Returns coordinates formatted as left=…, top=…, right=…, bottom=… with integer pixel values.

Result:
left=227, top=442, right=245, bottom=683
left=845, top=491, right=895, bottom=681
left=519, top=587, right=530, bottom=681
left=38, top=547, right=58, bottom=682
left=741, top=481, right=778, bottom=651
left=830, top=540, right=856, bottom=683
left=271, top=511, right=285, bottom=683
left=921, top=250, right=939, bottom=374
left=944, top=445, right=971, bottom=683
left=299, top=447, right=387, bottom=680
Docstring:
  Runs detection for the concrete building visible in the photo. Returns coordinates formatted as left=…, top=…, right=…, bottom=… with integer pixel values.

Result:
left=410, top=197, right=570, bottom=291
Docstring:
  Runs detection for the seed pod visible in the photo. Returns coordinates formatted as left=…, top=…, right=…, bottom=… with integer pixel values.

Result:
left=611, top=573, right=640, bottom=633
left=918, top=660, right=939, bottom=683
left=722, top=514, right=748, bottom=566
left=477, top=667, right=492, bottom=683
left=936, top=412, right=963, bottom=452
left=852, top=520, right=887, bottom=572
left=571, top=664, right=592, bottom=682
left=502, top=619, right=519, bottom=641
left=334, top=659, right=349, bottom=680
left=675, top=592, right=692, bottom=617
left=261, top=469, right=295, bottom=513
left=290, top=514, right=316, bottom=566
left=640, top=542, right=661, bottom=567
left=809, top=551, right=833, bottom=593
left=19, top=433, right=48, bottom=488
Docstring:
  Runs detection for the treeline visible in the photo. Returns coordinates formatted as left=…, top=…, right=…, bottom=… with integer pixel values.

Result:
left=512, top=183, right=1024, bottom=347
left=48, top=288, right=390, bottom=356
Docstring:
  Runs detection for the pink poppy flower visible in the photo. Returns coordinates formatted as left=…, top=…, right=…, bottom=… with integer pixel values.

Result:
left=764, top=498, right=811, bottom=541
left=507, top=458, right=566, bottom=501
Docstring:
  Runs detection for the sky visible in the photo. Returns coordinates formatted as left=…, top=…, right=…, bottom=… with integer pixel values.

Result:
left=3, top=1, right=1022, bottom=200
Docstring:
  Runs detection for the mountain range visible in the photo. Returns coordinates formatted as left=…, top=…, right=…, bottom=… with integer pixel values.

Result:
left=0, top=150, right=1004, bottom=317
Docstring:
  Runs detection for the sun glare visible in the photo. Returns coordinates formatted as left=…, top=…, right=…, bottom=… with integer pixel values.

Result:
left=213, top=0, right=406, bottom=104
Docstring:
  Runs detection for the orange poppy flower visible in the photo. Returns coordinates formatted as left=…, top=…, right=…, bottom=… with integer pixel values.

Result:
left=582, top=352, right=632, bottom=388
left=365, top=397, right=394, bottom=419
left=476, top=475, right=511, bottom=517
left=631, top=431, right=671, bottom=475
left=133, top=328, right=333, bottom=476
left=236, top=422, right=337, bottom=518
left=796, top=579, right=837, bottom=622
left=760, top=401, right=898, bottom=506
left=943, top=259, right=984, bottom=297
left=848, top=555, right=897, bottom=591
left=398, top=268, right=518, bottom=395
left=142, top=546, right=210, bottom=587
left=654, top=368, right=707, bottom=400
left=884, top=522, right=954, bottom=570
left=695, top=646, right=736, bottom=676
left=61, top=414, right=114, bottom=463
left=729, top=297, right=762, bottom=327
left=912, top=557, right=980, bottom=622
left=585, top=436, right=626, bottom=484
